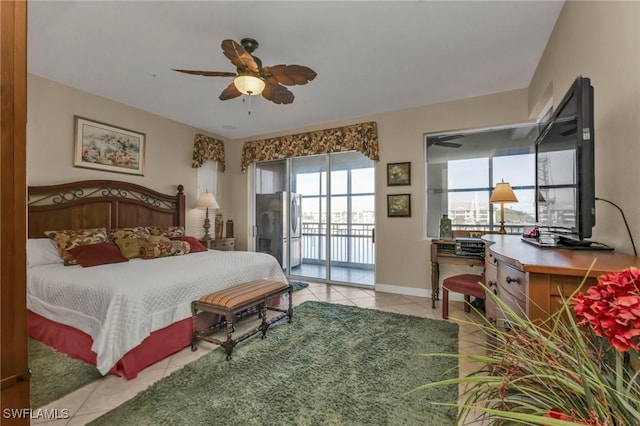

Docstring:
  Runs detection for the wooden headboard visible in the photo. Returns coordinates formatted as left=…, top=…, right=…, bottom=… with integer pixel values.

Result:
left=28, top=180, right=185, bottom=238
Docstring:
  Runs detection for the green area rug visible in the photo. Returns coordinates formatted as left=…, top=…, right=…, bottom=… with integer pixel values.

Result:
left=289, top=280, right=309, bottom=291
left=28, top=281, right=310, bottom=408
left=29, top=338, right=102, bottom=408
left=91, top=301, right=459, bottom=425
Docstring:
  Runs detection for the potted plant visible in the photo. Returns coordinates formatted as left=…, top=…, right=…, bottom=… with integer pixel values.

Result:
left=414, top=267, right=640, bottom=425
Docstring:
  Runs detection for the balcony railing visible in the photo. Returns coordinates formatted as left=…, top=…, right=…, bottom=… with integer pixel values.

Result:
left=302, top=222, right=374, bottom=270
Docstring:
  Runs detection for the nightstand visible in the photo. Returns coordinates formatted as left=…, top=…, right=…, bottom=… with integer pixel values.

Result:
left=200, top=238, right=235, bottom=251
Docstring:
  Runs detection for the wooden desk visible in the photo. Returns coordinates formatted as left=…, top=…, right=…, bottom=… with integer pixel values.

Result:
left=482, top=234, right=640, bottom=323
left=430, top=239, right=485, bottom=308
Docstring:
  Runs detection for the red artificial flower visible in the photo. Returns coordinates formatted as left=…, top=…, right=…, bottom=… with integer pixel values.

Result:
left=543, top=408, right=572, bottom=420
left=573, top=267, right=640, bottom=352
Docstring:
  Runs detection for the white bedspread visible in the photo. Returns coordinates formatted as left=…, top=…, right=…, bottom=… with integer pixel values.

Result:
left=27, top=250, right=287, bottom=374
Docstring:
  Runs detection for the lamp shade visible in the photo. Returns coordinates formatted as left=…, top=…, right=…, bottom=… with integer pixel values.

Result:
left=195, top=192, right=219, bottom=209
left=490, top=181, right=518, bottom=203
left=233, top=75, right=265, bottom=95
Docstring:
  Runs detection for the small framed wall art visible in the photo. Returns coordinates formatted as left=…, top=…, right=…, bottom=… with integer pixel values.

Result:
left=387, top=194, right=411, bottom=217
left=387, top=162, right=411, bottom=186
left=74, top=116, right=145, bottom=176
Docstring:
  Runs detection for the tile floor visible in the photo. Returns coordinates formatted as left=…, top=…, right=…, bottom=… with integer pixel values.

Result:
left=33, top=282, right=487, bottom=425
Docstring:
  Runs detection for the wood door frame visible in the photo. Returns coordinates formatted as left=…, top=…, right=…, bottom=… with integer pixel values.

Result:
left=0, top=1, right=29, bottom=422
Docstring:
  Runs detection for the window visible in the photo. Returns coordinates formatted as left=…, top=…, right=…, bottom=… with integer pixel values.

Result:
left=425, top=124, right=539, bottom=237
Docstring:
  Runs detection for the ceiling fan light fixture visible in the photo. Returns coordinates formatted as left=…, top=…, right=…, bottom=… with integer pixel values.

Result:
left=233, top=74, right=265, bottom=96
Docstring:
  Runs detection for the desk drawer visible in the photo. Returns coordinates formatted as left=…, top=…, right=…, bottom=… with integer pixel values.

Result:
left=549, top=275, right=597, bottom=297
left=496, top=262, right=527, bottom=319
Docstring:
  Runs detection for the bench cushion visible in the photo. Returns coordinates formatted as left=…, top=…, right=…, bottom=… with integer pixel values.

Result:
left=199, top=279, right=288, bottom=310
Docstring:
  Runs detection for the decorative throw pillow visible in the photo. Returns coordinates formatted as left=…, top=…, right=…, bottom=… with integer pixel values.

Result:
left=27, top=238, right=64, bottom=268
left=68, top=242, right=129, bottom=267
left=139, top=240, right=191, bottom=259
left=108, top=226, right=150, bottom=241
left=114, top=237, right=144, bottom=259
left=146, top=226, right=185, bottom=238
left=145, top=235, right=170, bottom=244
left=171, top=236, right=208, bottom=253
left=44, top=228, right=109, bottom=265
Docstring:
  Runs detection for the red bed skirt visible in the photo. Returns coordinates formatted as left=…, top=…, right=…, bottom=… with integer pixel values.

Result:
left=28, top=311, right=193, bottom=380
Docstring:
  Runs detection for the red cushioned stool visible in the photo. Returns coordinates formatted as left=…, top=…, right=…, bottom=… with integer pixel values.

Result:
left=442, top=273, right=485, bottom=319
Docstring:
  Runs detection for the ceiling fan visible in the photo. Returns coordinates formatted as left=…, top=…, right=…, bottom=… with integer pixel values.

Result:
left=426, top=134, right=464, bottom=148
left=173, top=38, right=317, bottom=105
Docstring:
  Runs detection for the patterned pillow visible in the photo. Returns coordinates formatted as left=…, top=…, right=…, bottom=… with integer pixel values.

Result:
left=146, top=226, right=185, bottom=238
left=68, top=242, right=129, bottom=267
left=114, top=237, right=144, bottom=259
left=145, top=235, right=170, bottom=244
left=108, top=226, right=150, bottom=241
left=139, top=240, right=191, bottom=259
left=171, top=236, right=208, bottom=253
left=44, top=228, right=109, bottom=265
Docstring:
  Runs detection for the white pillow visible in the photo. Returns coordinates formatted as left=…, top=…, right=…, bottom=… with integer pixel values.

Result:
left=27, top=238, right=63, bottom=268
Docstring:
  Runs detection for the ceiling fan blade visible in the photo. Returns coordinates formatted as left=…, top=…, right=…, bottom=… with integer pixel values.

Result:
left=221, top=39, right=259, bottom=73
left=264, top=64, right=317, bottom=86
left=219, top=82, right=242, bottom=101
left=173, top=69, right=237, bottom=77
left=434, top=134, right=465, bottom=142
left=262, top=81, right=294, bottom=104
left=436, top=141, right=463, bottom=148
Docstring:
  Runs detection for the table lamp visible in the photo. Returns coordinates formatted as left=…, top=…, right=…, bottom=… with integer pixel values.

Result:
left=195, top=191, right=219, bottom=241
left=490, top=180, right=518, bottom=234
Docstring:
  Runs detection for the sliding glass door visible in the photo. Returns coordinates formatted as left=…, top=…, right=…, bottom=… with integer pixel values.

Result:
left=290, top=155, right=327, bottom=280
left=254, top=151, right=374, bottom=286
left=328, top=152, right=375, bottom=285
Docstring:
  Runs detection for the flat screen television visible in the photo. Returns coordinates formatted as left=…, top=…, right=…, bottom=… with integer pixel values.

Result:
left=534, top=76, right=595, bottom=246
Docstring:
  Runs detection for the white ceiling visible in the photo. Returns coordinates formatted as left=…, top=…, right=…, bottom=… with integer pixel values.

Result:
left=28, top=1, right=564, bottom=140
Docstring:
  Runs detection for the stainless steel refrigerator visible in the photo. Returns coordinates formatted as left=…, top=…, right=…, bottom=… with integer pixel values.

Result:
left=256, top=192, right=302, bottom=270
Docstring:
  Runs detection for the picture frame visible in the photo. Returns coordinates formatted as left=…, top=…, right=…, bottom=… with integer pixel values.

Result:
left=387, top=194, right=411, bottom=217
left=387, top=162, right=411, bottom=186
left=74, top=116, right=145, bottom=176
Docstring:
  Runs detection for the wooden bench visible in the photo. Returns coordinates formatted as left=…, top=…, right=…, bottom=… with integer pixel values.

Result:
left=191, top=279, right=293, bottom=360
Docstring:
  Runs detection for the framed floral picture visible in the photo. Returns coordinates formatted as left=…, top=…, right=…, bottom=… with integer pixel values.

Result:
left=387, top=194, right=411, bottom=217
left=387, top=162, right=411, bottom=186
left=74, top=116, right=145, bottom=176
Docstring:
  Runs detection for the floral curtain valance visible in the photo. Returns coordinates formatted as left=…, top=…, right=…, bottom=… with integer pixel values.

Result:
left=240, top=121, right=379, bottom=172
left=192, top=134, right=226, bottom=171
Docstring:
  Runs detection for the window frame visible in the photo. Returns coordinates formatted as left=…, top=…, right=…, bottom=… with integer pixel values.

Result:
left=424, top=122, right=539, bottom=238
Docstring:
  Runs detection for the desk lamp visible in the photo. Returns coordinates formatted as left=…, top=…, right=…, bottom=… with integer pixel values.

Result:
left=196, top=191, right=219, bottom=241
left=490, top=180, right=518, bottom=234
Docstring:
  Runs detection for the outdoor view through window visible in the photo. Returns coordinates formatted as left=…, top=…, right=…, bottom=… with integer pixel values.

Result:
left=426, top=124, right=540, bottom=237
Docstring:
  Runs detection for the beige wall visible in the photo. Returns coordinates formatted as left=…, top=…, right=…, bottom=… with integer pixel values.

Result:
left=529, top=1, right=640, bottom=254
left=226, top=2, right=640, bottom=294
left=225, top=89, right=529, bottom=295
left=27, top=74, right=226, bottom=236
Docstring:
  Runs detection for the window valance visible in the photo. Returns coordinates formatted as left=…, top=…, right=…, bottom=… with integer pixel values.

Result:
left=192, top=134, right=226, bottom=171
left=240, top=121, right=379, bottom=172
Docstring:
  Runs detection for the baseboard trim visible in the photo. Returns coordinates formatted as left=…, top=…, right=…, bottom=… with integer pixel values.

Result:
left=374, top=283, right=465, bottom=301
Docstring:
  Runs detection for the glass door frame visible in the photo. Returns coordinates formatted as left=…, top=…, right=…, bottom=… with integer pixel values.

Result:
left=249, top=153, right=375, bottom=287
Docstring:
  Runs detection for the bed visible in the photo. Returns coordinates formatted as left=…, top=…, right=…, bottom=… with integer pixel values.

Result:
left=27, top=180, right=287, bottom=379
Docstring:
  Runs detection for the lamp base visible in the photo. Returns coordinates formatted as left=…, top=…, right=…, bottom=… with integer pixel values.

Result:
left=202, top=209, right=212, bottom=241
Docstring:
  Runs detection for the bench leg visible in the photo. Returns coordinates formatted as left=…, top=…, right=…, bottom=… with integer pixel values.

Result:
left=287, top=287, right=293, bottom=323
left=259, top=303, right=269, bottom=338
left=222, top=313, right=236, bottom=361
